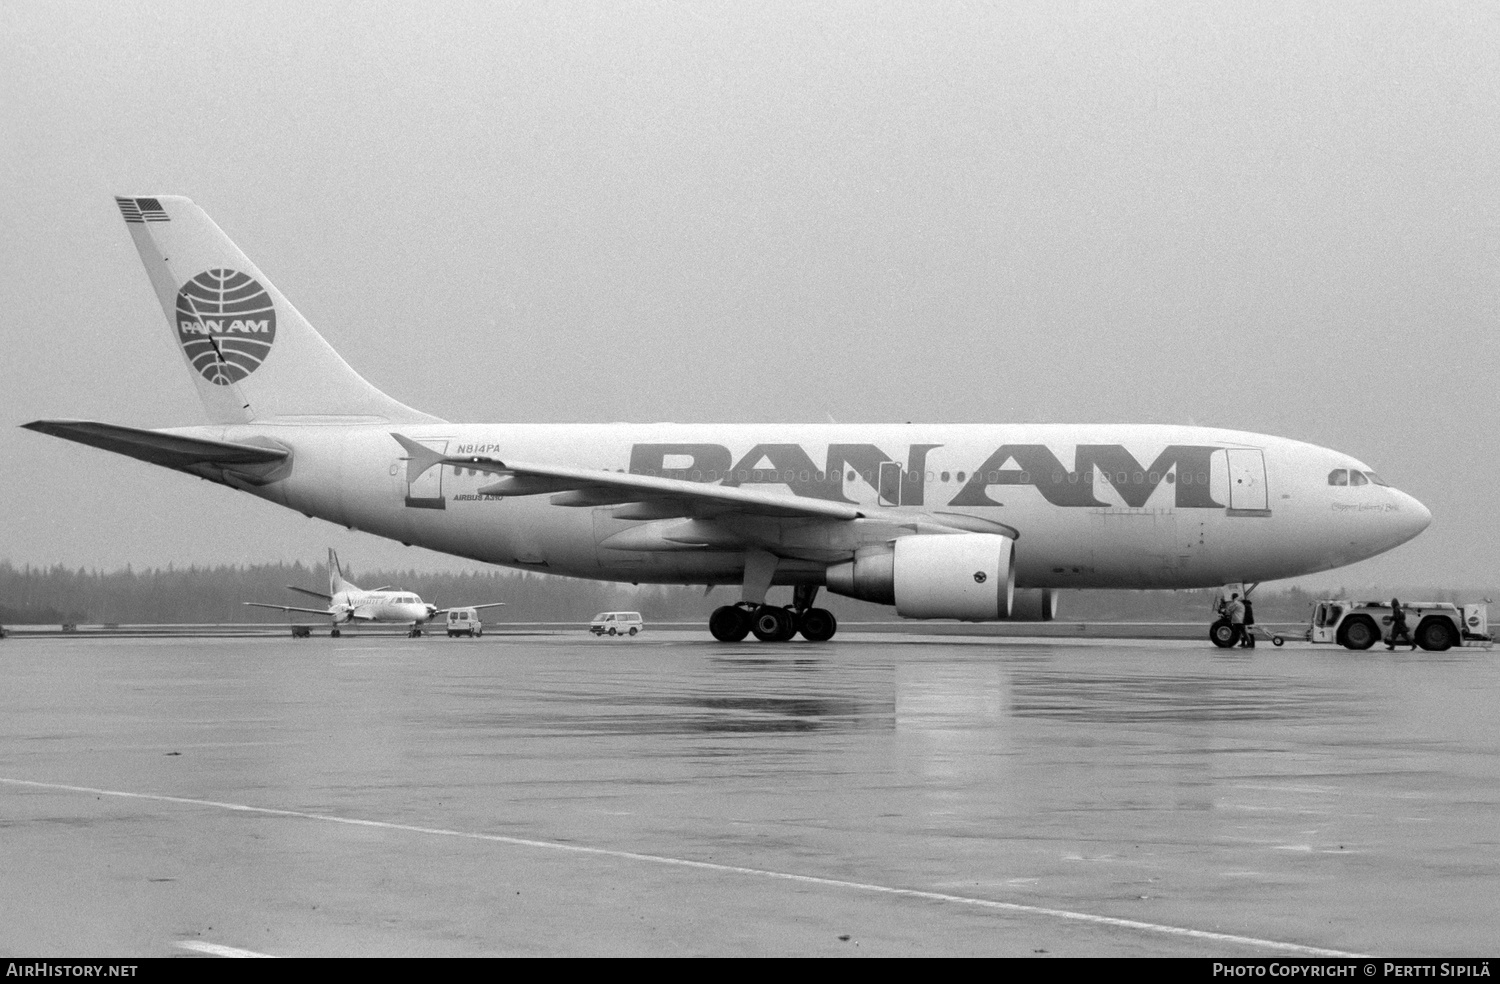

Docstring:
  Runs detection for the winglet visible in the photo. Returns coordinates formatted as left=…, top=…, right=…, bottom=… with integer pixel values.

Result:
left=390, top=432, right=448, bottom=484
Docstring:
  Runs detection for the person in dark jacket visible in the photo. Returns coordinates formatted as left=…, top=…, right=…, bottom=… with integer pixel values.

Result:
left=1387, top=598, right=1415, bottom=650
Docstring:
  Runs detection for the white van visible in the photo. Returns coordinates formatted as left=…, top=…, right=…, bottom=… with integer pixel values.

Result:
left=590, top=612, right=643, bottom=637
left=446, top=608, right=483, bottom=637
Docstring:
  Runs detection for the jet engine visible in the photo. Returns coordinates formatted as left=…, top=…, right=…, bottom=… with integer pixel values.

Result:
left=824, top=533, right=1015, bottom=621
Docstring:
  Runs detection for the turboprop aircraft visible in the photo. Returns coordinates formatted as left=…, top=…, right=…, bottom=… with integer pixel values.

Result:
left=243, top=549, right=505, bottom=637
left=23, top=196, right=1433, bottom=643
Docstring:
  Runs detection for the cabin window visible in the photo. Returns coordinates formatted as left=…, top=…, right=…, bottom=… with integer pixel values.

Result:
left=1328, top=469, right=1349, bottom=486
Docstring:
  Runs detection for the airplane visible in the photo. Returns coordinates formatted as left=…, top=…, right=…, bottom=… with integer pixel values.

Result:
left=22, top=196, right=1432, bottom=643
left=242, top=549, right=506, bottom=637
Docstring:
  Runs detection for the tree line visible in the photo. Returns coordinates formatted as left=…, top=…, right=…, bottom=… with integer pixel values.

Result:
left=0, top=559, right=1485, bottom=626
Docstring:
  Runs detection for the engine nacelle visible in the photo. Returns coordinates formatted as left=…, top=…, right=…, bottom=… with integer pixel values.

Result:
left=825, top=533, right=1015, bottom=621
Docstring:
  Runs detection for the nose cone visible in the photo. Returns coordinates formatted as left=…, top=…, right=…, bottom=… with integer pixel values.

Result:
left=1391, top=490, right=1432, bottom=546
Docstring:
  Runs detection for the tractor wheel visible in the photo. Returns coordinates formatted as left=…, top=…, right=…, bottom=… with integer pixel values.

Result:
left=1337, top=616, right=1379, bottom=650
left=1416, top=618, right=1457, bottom=652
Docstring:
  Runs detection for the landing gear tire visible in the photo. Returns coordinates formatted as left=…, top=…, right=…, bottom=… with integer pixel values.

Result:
left=1272, top=636, right=1284, bottom=646
left=1209, top=619, right=1236, bottom=648
left=709, top=605, right=751, bottom=642
left=798, top=608, right=837, bottom=642
left=331, top=628, right=341, bottom=638
left=751, top=606, right=797, bottom=643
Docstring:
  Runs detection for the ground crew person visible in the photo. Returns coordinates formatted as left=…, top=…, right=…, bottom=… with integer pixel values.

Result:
left=1225, top=592, right=1246, bottom=648
left=1388, top=598, right=1415, bottom=650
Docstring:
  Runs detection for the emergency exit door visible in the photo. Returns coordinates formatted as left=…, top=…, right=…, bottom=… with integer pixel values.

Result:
left=1225, top=449, right=1269, bottom=515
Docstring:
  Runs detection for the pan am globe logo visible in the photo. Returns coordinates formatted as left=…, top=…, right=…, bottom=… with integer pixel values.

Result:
left=175, top=268, right=277, bottom=386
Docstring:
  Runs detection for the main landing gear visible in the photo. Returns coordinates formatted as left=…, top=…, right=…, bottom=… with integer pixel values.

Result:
left=709, top=583, right=838, bottom=643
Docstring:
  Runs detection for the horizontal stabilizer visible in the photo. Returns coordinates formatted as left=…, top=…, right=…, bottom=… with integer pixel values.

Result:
left=24, top=420, right=288, bottom=470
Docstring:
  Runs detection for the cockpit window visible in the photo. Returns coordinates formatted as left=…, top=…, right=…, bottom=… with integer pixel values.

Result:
left=1366, top=472, right=1388, bottom=486
left=1328, top=469, right=1348, bottom=486
left=1349, top=470, right=1369, bottom=486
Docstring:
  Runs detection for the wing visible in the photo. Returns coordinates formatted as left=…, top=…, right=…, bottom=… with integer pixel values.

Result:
left=390, top=433, right=1017, bottom=559
left=286, top=586, right=334, bottom=601
left=430, top=602, right=507, bottom=616
left=392, top=433, right=862, bottom=522
left=25, top=420, right=290, bottom=486
left=243, top=602, right=336, bottom=616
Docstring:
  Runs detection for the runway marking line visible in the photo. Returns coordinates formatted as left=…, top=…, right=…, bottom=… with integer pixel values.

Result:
left=3, top=776, right=1362, bottom=958
left=175, top=941, right=273, bottom=958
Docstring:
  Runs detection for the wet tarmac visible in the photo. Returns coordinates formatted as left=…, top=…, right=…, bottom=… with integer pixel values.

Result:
left=0, top=631, right=1495, bottom=957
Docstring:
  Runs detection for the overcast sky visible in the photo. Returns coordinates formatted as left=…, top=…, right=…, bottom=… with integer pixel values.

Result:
left=2, top=1, right=1496, bottom=591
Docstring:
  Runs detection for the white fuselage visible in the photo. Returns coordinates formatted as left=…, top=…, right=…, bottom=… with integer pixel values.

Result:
left=187, top=422, right=1430, bottom=591
left=333, top=588, right=431, bottom=624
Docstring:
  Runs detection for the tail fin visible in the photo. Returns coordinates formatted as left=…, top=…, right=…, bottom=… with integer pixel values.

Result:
left=328, top=548, right=356, bottom=595
left=114, top=195, right=441, bottom=426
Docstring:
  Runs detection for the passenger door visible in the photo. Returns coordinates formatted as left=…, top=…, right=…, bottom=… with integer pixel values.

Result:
left=1225, top=449, right=1270, bottom=516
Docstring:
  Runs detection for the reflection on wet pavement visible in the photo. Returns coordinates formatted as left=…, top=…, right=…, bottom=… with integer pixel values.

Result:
left=1, top=634, right=1495, bottom=956
left=1006, top=671, right=1356, bottom=723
